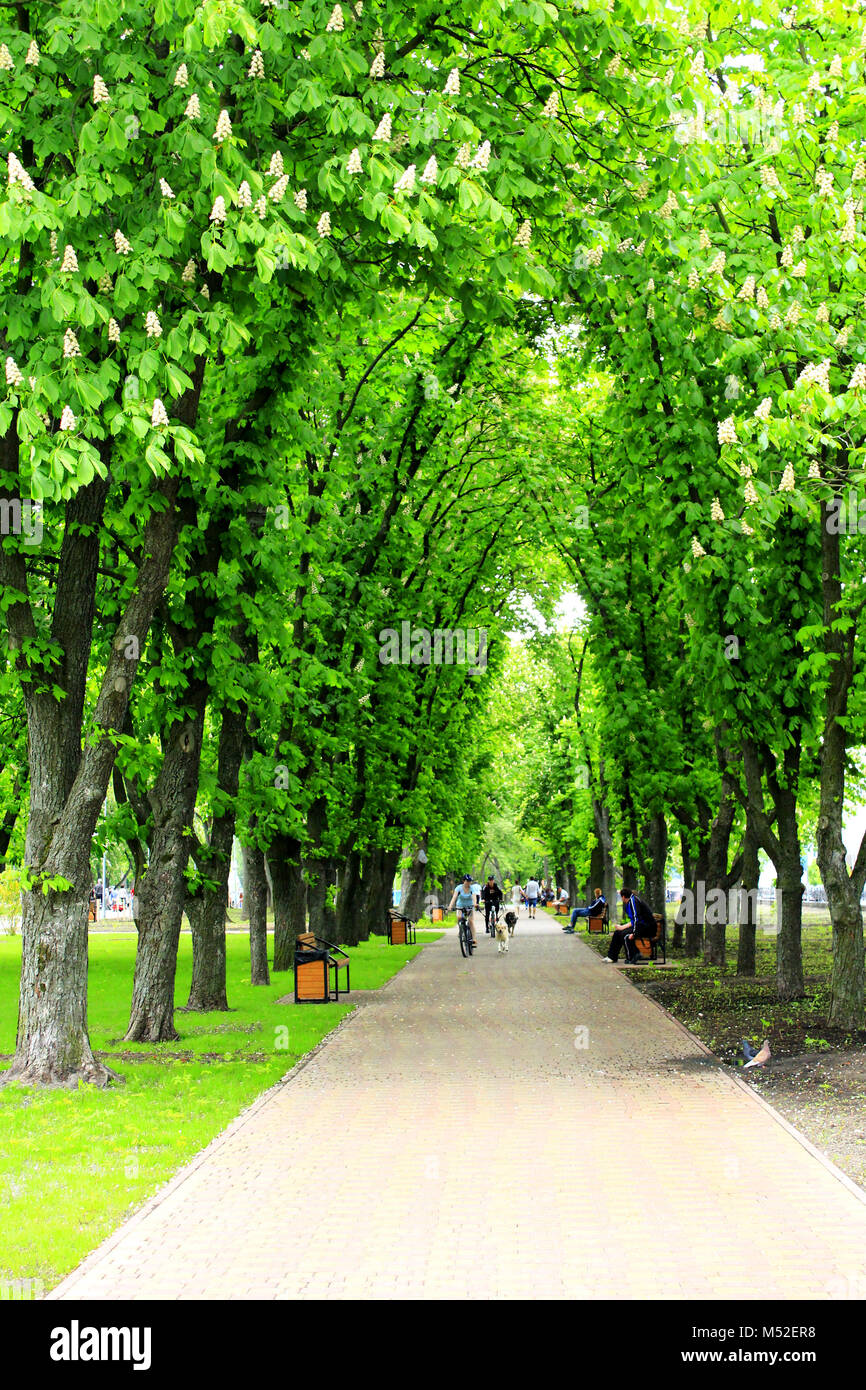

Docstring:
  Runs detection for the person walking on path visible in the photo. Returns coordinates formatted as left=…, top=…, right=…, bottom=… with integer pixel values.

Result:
left=603, top=887, right=655, bottom=963
left=564, top=888, right=606, bottom=933
left=524, top=876, right=540, bottom=919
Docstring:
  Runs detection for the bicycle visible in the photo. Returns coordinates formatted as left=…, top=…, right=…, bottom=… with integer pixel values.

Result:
left=457, top=906, right=476, bottom=957
left=486, top=902, right=500, bottom=936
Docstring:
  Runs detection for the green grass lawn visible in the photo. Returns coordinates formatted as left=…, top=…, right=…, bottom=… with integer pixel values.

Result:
left=0, top=929, right=441, bottom=1292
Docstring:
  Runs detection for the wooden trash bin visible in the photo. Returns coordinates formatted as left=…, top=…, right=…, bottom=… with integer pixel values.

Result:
left=387, top=911, right=417, bottom=946
left=88, top=899, right=97, bottom=923
left=294, top=932, right=350, bottom=1003
left=431, top=907, right=443, bottom=922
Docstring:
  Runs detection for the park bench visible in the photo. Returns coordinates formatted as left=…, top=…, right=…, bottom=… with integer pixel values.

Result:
left=553, top=900, right=569, bottom=916
left=632, top=913, right=667, bottom=964
left=387, top=909, right=417, bottom=946
left=293, top=932, right=351, bottom=1003
left=587, top=903, right=610, bottom=934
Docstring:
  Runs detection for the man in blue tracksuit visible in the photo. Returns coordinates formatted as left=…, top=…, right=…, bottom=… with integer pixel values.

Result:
left=603, top=887, right=655, bottom=962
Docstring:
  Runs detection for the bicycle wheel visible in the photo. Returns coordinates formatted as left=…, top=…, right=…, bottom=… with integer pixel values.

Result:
left=459, top=917, right=469, bottom=957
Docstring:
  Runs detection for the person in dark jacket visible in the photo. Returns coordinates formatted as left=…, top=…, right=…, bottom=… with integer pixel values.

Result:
left=603, top=887, right=655, bottom=962
left=480, top=875, right=503, bottom=934
left=564, top=887, right=606, bottom=933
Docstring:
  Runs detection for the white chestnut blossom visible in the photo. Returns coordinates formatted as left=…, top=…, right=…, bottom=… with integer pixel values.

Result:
left=152, top=398, right=169, bottom=427
left=690, top=50, right=705, bottom=78
left=791, top=259, right=807, bottom=278
left=106, top=317, right=120, bottom=343
left=816, top=302, right=830, bottom=323
left=25, top=40, right=39, bottom=66
left=5, top=357, right=24, bottom=387
left=717, top=416, right=737, bottom=445
left=586, top=246, right=604, bottom=267
left=691, top=537, right=706, bottom=558
left=830, top=55, right=843, bottom=78
left=294, top=188, right=307, bottom=210
left=248, top=49, right=264, bottom=79
left=115, top=230, right=132, bottom=254
left=724, top=374, right=740, bottom=400
left=744, top=479, right=759, bottom=505
left=444, top=67, right=460, bottom=95
left=60, top=405, right=76, bottom=431
left=808, top=460, right=822, bottom=479
left=699, top=228, right=712, bottom=250
left=455, top=143, right=473, bottom=169
left=347, top=148, right=362, bottom=175
left=835, top=325, right=850, bottom=347
left=60, top=244, right=79, bottom=273
left=145, top=310, right=162, bottom=337
left=471, top=140, right=491, bottom=171
left=373, top=114, right=392, bottom=141
left=255, top=196, right=267, bottom=218
left=659, top=190, right=677, bottom=216
left=542, top=91, right=559, bottom=119
left=185, top=93, right=201, bottom=119
left=853, top=159, right=866, bottom=182
left=688, top=268, right=700, bottom=289
left=214, top=109, right=232, bottom=142
left=317, top=210, right=331, bottom=236
left=370, top=51, right=385, bottom=78
left=780, top=244, right=794, bottom=266
left=779, top=463, right=796, bottom=492
left=237, top=181, right=252, bottom=208
left=708, top=250, right=726, bottom=275
left=816, top=166, right=834, bottom=196
left=827, top=121, right=839, bottom=143
left=420, top=156, right=438, bottom=185
left=63, top=329, right=80, bottom=358
left=785, top=301, right=801, bottom=326
left=756, top=286, right=769, bottom=310
left=269, top=151, right=284, bottom=177
left=159, top=178, right=175, bottom=198
left=269, top=175, right=288, bottom=201
left=8, top=153, right=35, bottom=192
left=210, top=196, right=226, bottom=223
left=174, top=63, right=188, bottom=88
left=741, top=518, right=754, bottom=536
left=93, top=74, right=110, bottom=103
left=792, top=224, right=805, bottom=243
left=737, top=275, right=755, bottom=301
left=754, top=398, right=773, bottom=421
left=849, top=363, right=866, bottom=389
left=325, top=5, right=344, bottom=32
left=514, top=219, right=532, bottom=249
left=606, top=53, right=621, bottom=77
left=710, top=496, right=724, bottom=521
left=182, top=258, right=196, bottom=283
left=395, top=164, right=415, bottom=193
left=769, top=310, right=783, bottom=330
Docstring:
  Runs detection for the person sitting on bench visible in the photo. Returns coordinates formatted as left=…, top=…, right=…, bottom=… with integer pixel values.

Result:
left=603, top=887, right=655, bottom=962
left=564, top=887, right=606, bottom=933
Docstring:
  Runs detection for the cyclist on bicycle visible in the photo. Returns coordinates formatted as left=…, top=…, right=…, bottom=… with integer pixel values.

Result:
left=448, top=875, right=478, bottom=948
left=480, top=875, right=503, bottom=935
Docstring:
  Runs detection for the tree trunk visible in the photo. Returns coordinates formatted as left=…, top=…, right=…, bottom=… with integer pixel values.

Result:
left=704, top=753, right=738, bottom=968
left=816, top=496, right=865, bottom=1028
left=644, top=813, right=667, bottom=921
left=125, top=696, right=208, bottom=1042
left=185, top=694, right=246, bottom=1012
left=400, top=835, right=429, bottom=922
left=334, top=847, right=365, bottom=945
left=10, top=887, right=117, bottom=1086
left=269, top=835, right=306, bottom=970
left=736, top=822, right=759, bottom=977
left=685, top=838, right=709, bottom=958
left=774, top=787, right=805, bottom=1002
left=245, top=841, right=270, bottom=986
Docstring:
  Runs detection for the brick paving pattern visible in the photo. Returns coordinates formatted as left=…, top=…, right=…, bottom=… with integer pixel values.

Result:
left=52, top=914, right=866, bottom=1300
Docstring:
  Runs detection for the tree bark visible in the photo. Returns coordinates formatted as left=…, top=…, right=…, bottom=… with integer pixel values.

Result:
left=269, top=834, right=306, bottom=969
left=125, top=692, right=208, bottom=1042
left=399, top=835, right=429, bottom=922
left=245, top=839, right=270, bottom=985
left=816, top=497, right=865, bottom=1028
left=644, top=812, right=667, bottom=920
left=736, top=821, right=759, bottom=977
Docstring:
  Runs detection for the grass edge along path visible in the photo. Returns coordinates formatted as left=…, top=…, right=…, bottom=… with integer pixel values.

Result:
left=0, top=930, right=442, bottom=1293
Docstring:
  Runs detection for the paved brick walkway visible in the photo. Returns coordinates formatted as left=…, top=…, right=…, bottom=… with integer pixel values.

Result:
left=52, top=914, right=866, bottom=1300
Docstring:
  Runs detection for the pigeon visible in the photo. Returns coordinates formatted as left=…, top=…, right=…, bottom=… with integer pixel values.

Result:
left=743, top=1039, right=771, bottom=1070
left=740, top=1038, right=757, bottom=1063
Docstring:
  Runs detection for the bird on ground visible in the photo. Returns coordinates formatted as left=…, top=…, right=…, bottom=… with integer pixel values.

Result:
left=740, top=1038, right=757, bottom=1062
left=743, top=1039, right=771, bottom=1070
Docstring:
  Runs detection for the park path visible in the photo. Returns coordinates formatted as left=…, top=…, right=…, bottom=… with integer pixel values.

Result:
left=52, top=914, right=866, bottom=1300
